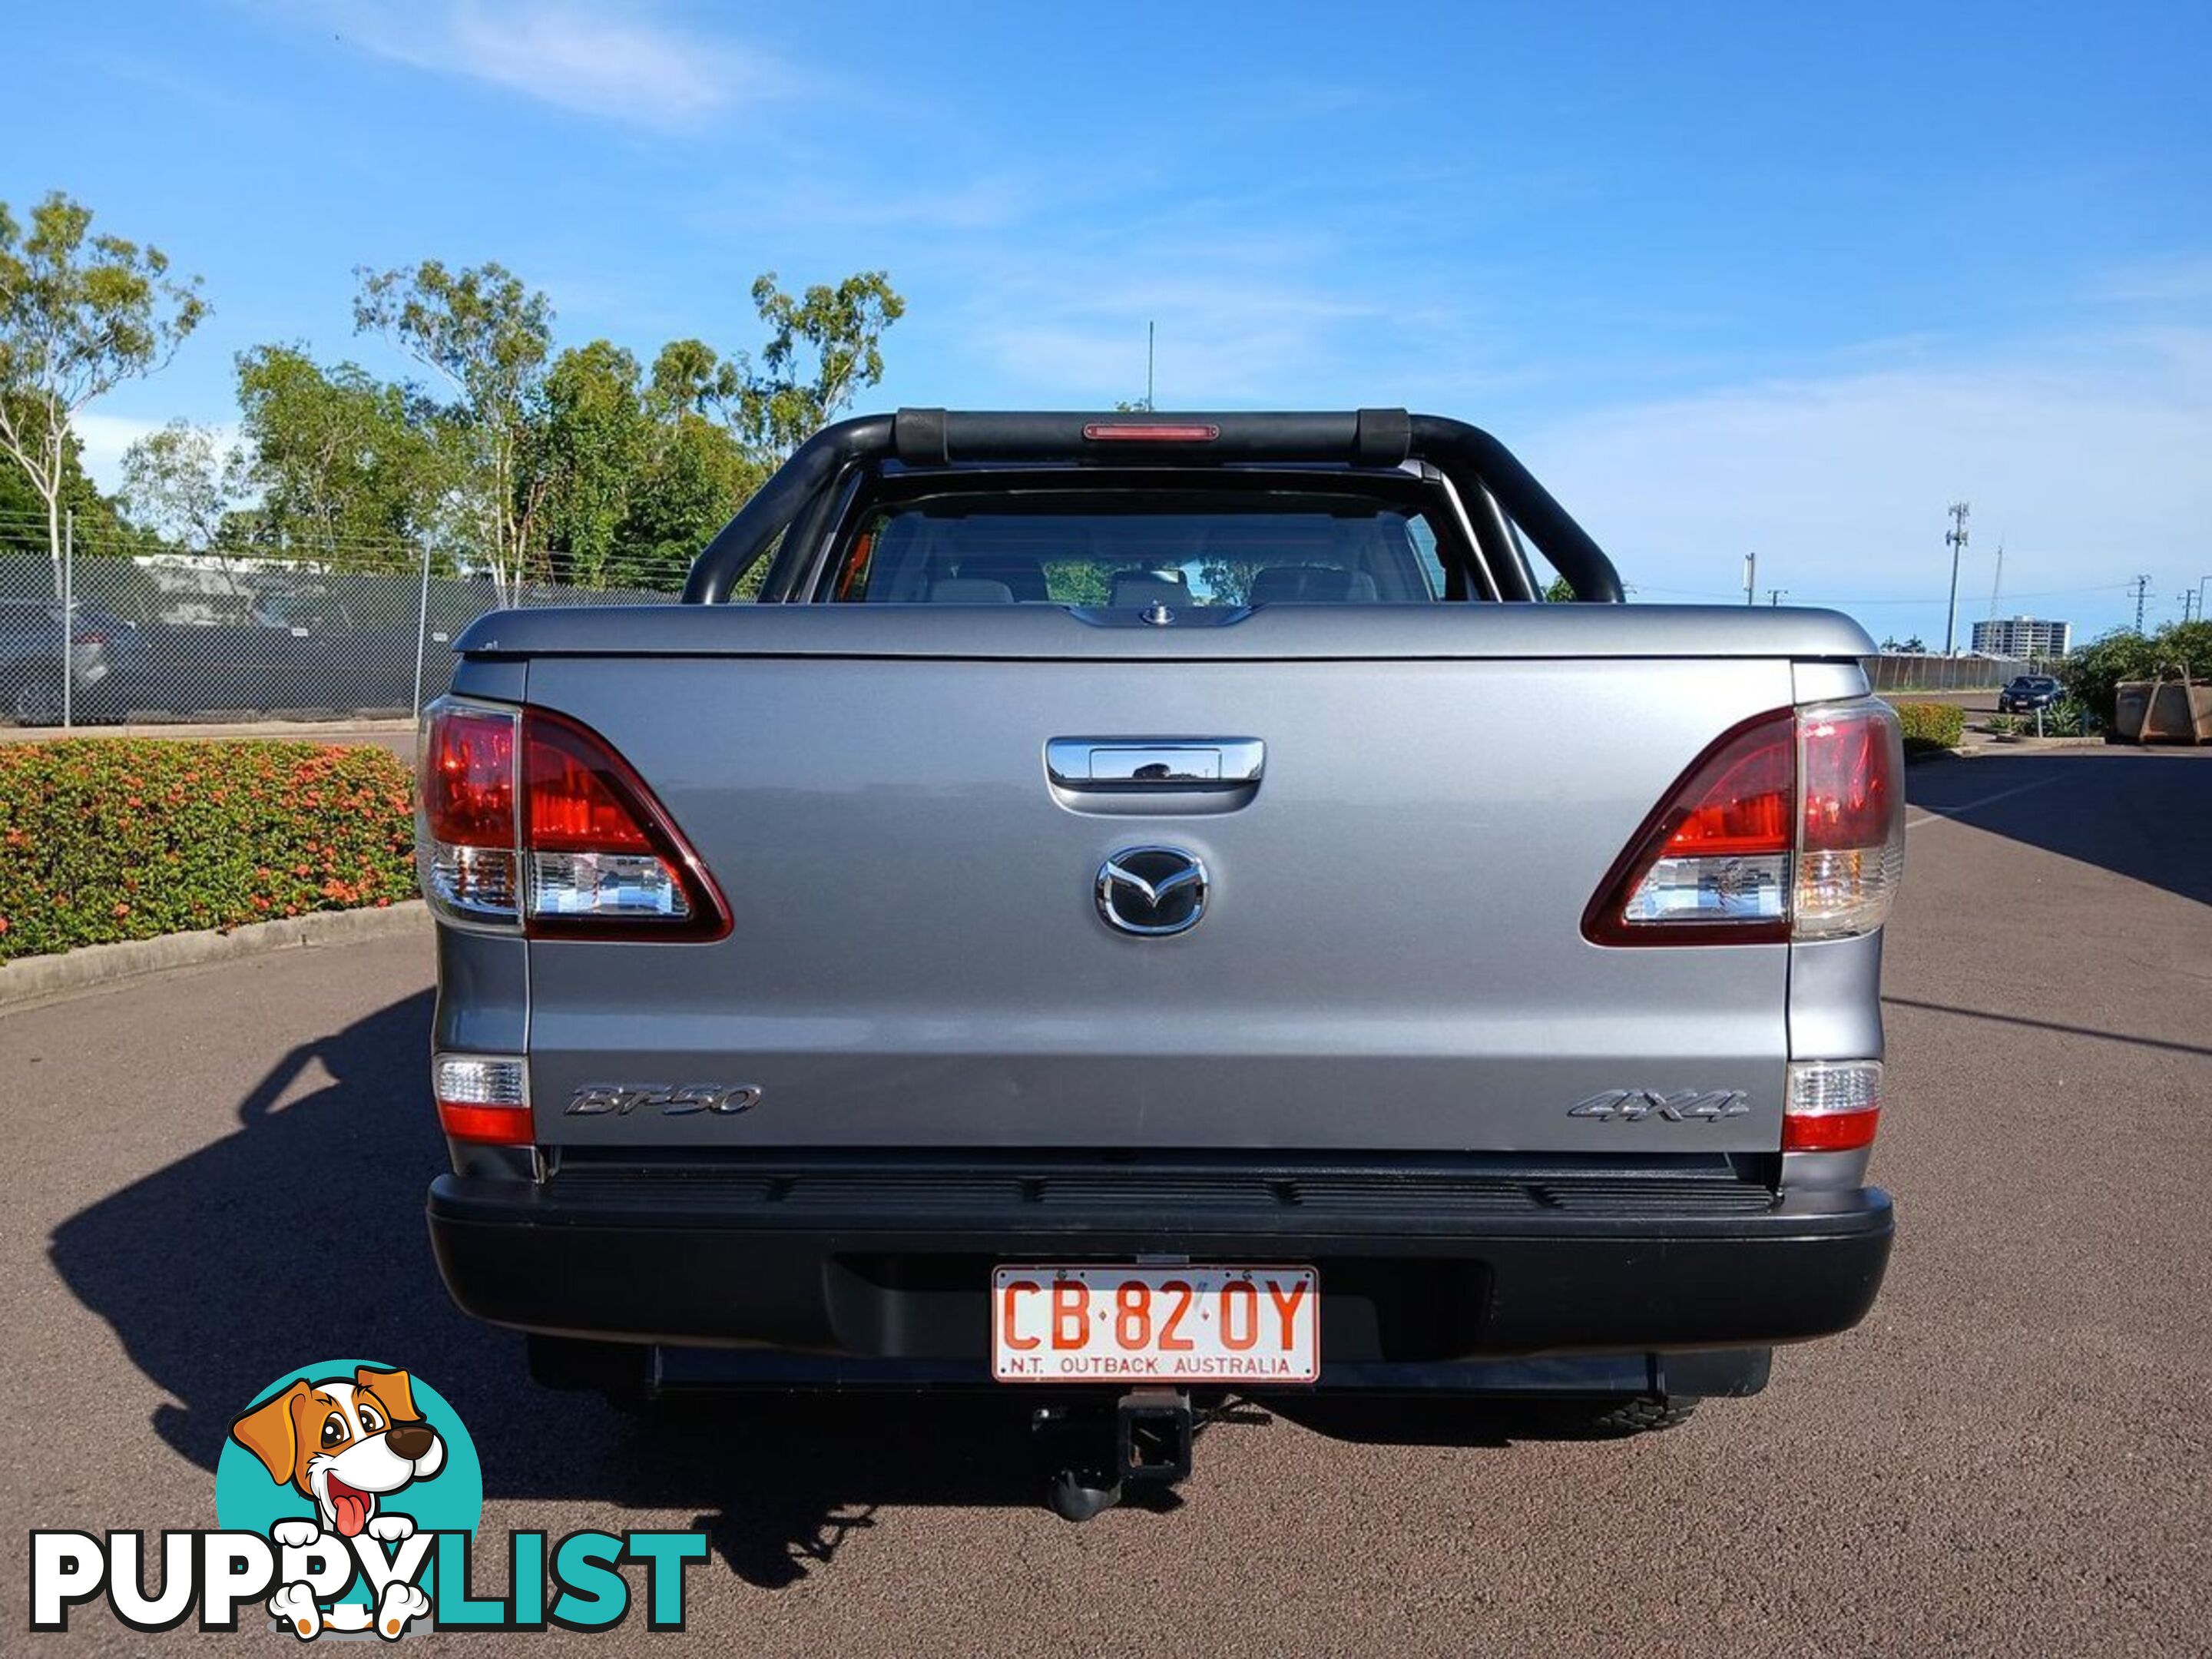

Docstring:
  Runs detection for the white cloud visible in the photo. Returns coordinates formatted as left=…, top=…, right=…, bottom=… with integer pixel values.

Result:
left=912, top=183, right=1536, bottom=411
left=1516, top=330, right=2212, bottom=641
left=952, top=252, right=1397, bottom=405
left=69, top=413, right=164, bottom=494
left=930, top=203, right=2212, bottom=638
left=2094, top=255, right=2212, bottom=308
left=313, top=2, right=793, bottom=128
left=69, top=414, right=243, bottom=496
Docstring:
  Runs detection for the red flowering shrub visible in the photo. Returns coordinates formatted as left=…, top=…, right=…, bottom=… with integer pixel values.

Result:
left=0, top=740, right=417, bottom=962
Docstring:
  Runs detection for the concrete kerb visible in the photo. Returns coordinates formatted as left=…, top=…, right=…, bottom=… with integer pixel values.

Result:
left=0, top=900, right=430, bottom=1012
left=0, top=718, right=416, bottom=745
left=1912, top=734, right=2114, bottom=765
left=1958, top=733, right=2111, bottom=755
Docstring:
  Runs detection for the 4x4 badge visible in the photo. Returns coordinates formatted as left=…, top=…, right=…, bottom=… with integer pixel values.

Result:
left=1568, top=1089, right=1750, bottom=1123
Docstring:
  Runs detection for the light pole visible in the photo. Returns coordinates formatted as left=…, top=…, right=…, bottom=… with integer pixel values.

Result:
left=1942, top=502, right=1970, bottom=656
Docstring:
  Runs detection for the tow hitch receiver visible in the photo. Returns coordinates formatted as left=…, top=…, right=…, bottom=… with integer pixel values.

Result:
left=1117, top=1389, right=1194, bottom=1482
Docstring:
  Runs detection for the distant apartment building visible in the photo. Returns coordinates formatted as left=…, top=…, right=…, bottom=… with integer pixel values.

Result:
left=1972, top=615, right=2071, bottom=658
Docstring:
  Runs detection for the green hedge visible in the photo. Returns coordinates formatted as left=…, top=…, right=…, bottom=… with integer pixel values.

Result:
left=2061, top=620, right=2212, bottom=724
left=0, top=740, right=417, bottom=963
left=1891, top=700, right=1965, bottom=755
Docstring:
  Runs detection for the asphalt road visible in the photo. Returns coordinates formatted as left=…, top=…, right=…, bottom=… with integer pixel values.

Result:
left=3, top=747, right=2207, bottom=1656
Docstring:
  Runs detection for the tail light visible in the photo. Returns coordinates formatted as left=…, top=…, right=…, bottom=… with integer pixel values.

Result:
left=1784, top=1060, right=1882, bottom=1151
left=433, top=1054, right=531, bottom=1144
left=1584, top=697, right=1904, bottom=946
left=1794, top=701, right=1908, bottom=939
left=422, top=706, right=518, bottom=920
left=71, top=630, right=109, bottom=646
left=417, top=698, right=729, bottom=939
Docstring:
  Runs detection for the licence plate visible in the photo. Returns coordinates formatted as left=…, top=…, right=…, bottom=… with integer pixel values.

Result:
left=991, top=1264, right=1319, bottom=1383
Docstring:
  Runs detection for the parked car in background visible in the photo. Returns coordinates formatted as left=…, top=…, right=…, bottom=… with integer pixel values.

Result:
left=1998, top=674, right=2061, bottom=714
left=0, top=600, right=147, bottom=725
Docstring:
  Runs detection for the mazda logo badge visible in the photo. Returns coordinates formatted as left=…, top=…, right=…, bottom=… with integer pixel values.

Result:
left=1096, top=846, right=1209, bottom=936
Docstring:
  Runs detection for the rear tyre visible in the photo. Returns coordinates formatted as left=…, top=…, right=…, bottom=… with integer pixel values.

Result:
left=11, top=671, right=63, bottom=727
left=1582, top=1396, right=1699, bottom=1436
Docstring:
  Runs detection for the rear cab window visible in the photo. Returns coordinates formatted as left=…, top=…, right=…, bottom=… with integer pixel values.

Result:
left=814, top=472, right=1485, bottom=604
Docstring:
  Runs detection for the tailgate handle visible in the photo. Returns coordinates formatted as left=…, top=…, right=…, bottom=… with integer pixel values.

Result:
left=1046, top=739, right=1264, bottom=789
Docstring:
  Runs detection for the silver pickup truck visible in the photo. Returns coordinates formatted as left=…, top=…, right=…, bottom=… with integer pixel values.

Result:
left=419, top=410, right=1900, bottom=1517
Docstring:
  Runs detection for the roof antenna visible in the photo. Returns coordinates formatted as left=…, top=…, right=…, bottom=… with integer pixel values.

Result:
left=1145, top=320, right=1155, bottom=412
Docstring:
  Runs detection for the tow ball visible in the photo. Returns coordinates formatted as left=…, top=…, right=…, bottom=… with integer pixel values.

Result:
left=1037, top=1389, right=1195, bottom=1522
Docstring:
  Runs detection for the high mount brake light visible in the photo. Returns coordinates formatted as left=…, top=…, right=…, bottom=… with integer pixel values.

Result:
left=1081, top=422, right=1221, bottom=443
left=1583, top=697, right=1904, bottom=946
left=416, top=699, right=730, bottom=939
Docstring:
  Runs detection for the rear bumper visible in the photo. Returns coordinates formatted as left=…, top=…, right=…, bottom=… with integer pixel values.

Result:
left=427, top=1157, right=1892, bottom=1383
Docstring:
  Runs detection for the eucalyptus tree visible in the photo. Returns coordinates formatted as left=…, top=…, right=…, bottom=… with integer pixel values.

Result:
left=0, top=192, right=207, bottom=593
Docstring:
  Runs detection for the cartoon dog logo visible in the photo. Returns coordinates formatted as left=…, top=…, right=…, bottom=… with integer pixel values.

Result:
left=230, top=1366, right=444, bottom=1640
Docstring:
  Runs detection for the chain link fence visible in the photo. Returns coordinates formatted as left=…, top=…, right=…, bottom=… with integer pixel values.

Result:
left=0, top=512, right=692, bottom=727
left=1, top=507, right=2076, bottom=727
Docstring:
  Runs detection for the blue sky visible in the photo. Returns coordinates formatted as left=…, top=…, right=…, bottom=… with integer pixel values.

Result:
left=10, top=1, right=2210, bottom=643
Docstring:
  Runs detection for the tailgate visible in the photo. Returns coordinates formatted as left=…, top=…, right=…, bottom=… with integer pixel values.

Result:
left=513, top=628, right=1806, bottom=1154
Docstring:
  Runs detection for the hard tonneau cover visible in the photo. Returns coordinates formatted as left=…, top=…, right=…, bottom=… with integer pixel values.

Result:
left=455, top=602, right=1876, bottom=661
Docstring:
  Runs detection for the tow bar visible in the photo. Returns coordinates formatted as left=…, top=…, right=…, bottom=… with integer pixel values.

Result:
left=1037, top=1389, right=1195, bottom=1522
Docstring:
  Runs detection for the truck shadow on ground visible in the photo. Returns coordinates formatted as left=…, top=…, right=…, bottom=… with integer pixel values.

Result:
left=1904, top=747, right=2212, bottom=906
left=49, top=988, right=1601, bottom=1591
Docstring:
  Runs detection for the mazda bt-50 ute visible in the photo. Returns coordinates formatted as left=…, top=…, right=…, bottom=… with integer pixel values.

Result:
left=418, top=410, right=1901, bottom=1517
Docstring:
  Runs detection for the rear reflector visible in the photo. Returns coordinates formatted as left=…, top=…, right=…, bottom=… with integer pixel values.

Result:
left=1081, top=422, right=1221, bottom=442
left=417, top=698, right=729, bottom=938
left=433, top=1054, right=531, bottom=1145
left=1783, top=1060, right=1883, bottom=1152
left=1584, top=698, right=1905, bottom=946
